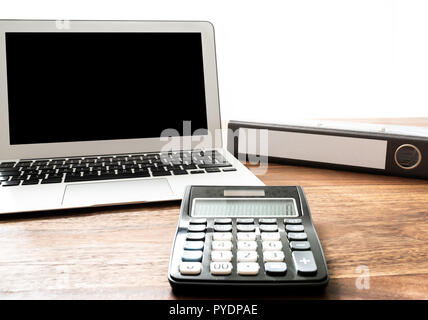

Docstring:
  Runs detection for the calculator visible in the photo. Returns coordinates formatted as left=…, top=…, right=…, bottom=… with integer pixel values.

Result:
left=168, top=186, right=329, bottom=291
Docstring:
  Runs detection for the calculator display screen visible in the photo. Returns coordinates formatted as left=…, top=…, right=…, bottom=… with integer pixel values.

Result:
left=191, top=198, right=299, bottom=217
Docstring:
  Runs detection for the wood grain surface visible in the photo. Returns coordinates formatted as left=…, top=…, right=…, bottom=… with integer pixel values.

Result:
left=1, top=120, right=428, bottom=299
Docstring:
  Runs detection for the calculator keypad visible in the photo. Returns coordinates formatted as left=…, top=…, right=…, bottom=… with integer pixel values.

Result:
left=178, top=218, right=318, bottom=280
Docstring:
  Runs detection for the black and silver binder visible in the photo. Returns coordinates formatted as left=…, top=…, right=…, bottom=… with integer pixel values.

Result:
left=227, top=120, right=428, bottom=179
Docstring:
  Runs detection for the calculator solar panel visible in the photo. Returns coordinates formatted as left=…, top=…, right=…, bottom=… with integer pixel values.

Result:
left=168, top=186, right=329, bottom=291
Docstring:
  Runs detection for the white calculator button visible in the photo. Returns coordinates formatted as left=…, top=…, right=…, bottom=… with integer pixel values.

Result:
left=210, top=262, right=233, bottom=275
left=179, top=262, right=202, bottom=275
left=237, top=241, right=258, bottom=251
left=261, top=232, right=280, bottom=241
left=184, top=241, right=204, bottom=251
left=237, top=250, right=258, bottom=262
left=237, top=262, right=260, bottom=275
left=212, top=240, right=233, bottom=251
left=237, top=232, right=256, bottom=241
left=212, top=232, right=232, bottom=241
left=263, top=250, right=285, bottom=262
left=211, top=250, right=233, bottom=262
left=262, top=241, right=283, bottom=251
left=259, top=224, right=278, bottom=232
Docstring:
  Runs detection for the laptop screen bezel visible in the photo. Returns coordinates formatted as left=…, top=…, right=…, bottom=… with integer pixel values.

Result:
left=0, top=20, right=222, bottom=160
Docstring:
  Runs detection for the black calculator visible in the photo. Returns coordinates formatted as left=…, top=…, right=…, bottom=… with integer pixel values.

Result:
left=168, top=186, right=329, bottom=291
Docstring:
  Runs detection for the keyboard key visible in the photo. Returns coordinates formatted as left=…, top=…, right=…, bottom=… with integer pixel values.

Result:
left=265, top=262, right=287, bottom=275
left=210, top=262, right=233, bottom=275
left=288, top=232, right=308, bottom=241
left=237, top=250, right=258, bottom=262
left=172, top=170, right=188, bottom=175
left=211, top=251, right=233, bottom=262
left=212, top=240, right=233, bottom=251
left=212, top=232, right=232, bottom=241
left=222, top=168, right=237, bottom=172
left=290, top=241, right=311, bottom=250
left=184, top=241, right=204, bottom=251
left=205, top=168, right=221, bottom=173
left=151, top=171, right=171, bottom=176
left=285, top=225, right=305, bottom=232
left=197, top=163, right=231, bottom=168
left=237, top=262, right=260, bottom=276
left=263, top=251, right=285, bottom=262
left=237, top=241, right=257, bottom=251
left=261, top=232, right=281, bottom=241
left=41, top=177, right=62, bottom=184
left=182, top=250, right=203, bottom=262
left=292, top=251, right=317, bottom=275
left=262, top=241, right=283, bottom=251
left=190, top=170, right=205, bottom=174
left=0, top=176, right=9, bottom=181
left=1, top=180, right=20, bottom=186
left=22, top=179, right=39, bottom=185
left=0, top=162, right=16, bottom=168
left=179, top=262, right=202, bottom=275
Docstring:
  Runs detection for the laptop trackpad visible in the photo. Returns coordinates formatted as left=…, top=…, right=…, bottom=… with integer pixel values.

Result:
left=62, top=179, right=174, bottom=206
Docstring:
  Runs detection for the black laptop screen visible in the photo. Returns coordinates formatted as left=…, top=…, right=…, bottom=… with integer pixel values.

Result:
left=5, top=32, right=208, bottom=145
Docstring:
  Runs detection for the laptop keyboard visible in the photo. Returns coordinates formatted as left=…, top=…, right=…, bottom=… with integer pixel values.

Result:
left=0, top=150, right=237, bottom=187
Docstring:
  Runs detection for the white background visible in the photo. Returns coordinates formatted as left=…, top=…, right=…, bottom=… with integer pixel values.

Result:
left=2, top=0, right=428, bottom=123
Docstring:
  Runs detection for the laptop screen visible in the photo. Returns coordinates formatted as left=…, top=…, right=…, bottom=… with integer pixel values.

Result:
left=5, top=32, right=208, bottom=145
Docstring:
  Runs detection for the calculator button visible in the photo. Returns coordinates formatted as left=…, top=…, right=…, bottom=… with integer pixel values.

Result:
left=212, top=240, right=233, bottom=251
left=184, top=241, right=204, bottom=251
left=285, top=224, right=304, bottom=232
left=214, top=218, right=232, bottom=224
left=214, top=225, right=232, bottom=232
left=186, top=232, right=205, bottom=241
left=190, top=218, right=207, bottom=225
left=292, top=251, right=317, bottom=275
left=179, top=262, right=202, bottom=275
left=265, top=262, right=287, bottom=275
left=290, top=241, right=311, bottom=250
left=237, top=232, right=257, bottom=241
left=237, top=251, right=258, bottom=262
left=237, top=224, right=256, bottom=232
left=211, top=251, right=233, bottom=262
left=288, top=232, right=308, bottom=240
left=182, top=250, right=203, bottom=262
left=263, top=251, right=285, bottom=262
left=210, top=262, right=233, bottom=275
left=237, top=262, right=260, bottom=276
left=259, top=224, right=278, bottom=232
left=237, top=241, right=258, bottom=251
left=212, top=232, right=232, bottom=241
left=259, top=218, right=277, bottom=224
left=188, top=225, right=206, bottom=232
left=284, top=218, right=302, bottom=224
left=262, top=241, right=283, bottom=251
left=237, top=218, right=254, bottom=224
left=260, top=232, right=280, bottom=241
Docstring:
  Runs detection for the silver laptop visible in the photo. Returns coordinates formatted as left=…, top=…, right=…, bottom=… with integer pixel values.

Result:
left=0, top=20, right=263, bottom=215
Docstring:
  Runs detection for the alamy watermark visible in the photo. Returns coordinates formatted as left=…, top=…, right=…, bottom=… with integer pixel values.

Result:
left=159, top=121, right=269, bottom=174
left=355, top=265, right=370, bottom=290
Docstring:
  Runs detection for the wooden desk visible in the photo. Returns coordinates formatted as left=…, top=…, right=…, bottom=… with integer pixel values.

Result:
left=1, top=120, right=428, bottom=299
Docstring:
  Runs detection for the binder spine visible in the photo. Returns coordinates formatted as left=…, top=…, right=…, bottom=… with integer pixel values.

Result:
left=227, top=120, right=428, bottom=179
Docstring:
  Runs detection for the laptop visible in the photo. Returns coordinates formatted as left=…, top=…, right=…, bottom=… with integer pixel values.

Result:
left=0, top=20, right=263, bottom=215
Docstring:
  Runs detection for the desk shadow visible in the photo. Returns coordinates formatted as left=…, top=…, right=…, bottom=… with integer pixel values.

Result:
left=0, top=199, right=181, bottom=222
